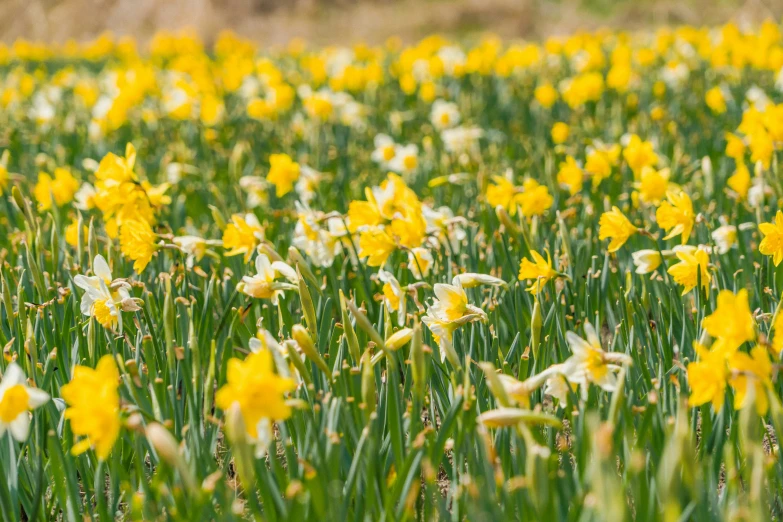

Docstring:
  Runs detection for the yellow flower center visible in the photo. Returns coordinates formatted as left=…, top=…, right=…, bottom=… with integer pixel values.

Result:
left=403, top=155, right=418, bottom=171
left=94, top=298, right=116, bottom=329
left=0, top=384, right=29, bottom=422
left=382, top=145, right=395, bottom=161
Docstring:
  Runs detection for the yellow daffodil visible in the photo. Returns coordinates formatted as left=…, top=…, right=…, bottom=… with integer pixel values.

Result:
left=728, top=346, right=772, bottom=415
left=518, top=250, right=558, bottom=294
left=119, top=219, right=157, bottom=273
left=557, top=155, right=583, bottom=195
left=223, top=213, right=264, bottom=262
left=687, top=342, right=728, bottom=411
left=216, top=349, right=296, bottom=457
left=267, top=153, right=300, bottom=198
left=599, top=206, right=637, bottom=252
left=702, top=289, right=755, bottom=352
left=561, top=322, right=632, bottom=393
left=667, top=246, right=710, bottom=295
left=759, top=210, right=783, bottom=266
left=656, top=190, right=694, bottom=244
left=61, top=355, right=121, bottom=460
left=34, top=167, right=79, bottom=210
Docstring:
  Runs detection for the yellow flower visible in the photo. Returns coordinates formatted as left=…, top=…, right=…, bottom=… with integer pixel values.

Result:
left=34, top=167, right=79, bottom=210
left=61, top=355, right=121, bottom=460
left=119, top=219, right=157, bottom=273
left=759, top=210, right=783, bottom=266
left=686, top=342, right=727, bottom=411
left=518, top=250, right=558, bottom=294
left=347, top=200, right=382, bottom=232
left=585, top=144, right=620, bottom=186
left=534, top=82, right=557, bottom=108
left=623, top=134, right=658, bottom=177
left=267, top=153, right=300, bottom=198
left=637, top=166, right=672, bottom=205
left=655, top=190, right=694, bottom=244
left=728, top=346, right=772, bottom=415
left=517, top=179, right=553, bottom=218
left=705, top=86, right=726, bottom=114
left=0, top=164, right=9, bottom=193
left=486, top=176, right=519, bottom=214
left=358, top=226, right=397, bottom=267
left=428, top=282, right=486, bottom=322
left=725, top=132, right=746, bottom=160
left=216, top=349, right=296, bottom=445
left=772, top=312, right=783, bottom=355
left=667, top=247, right=710, bottom=295
left=556, top=156, right=582, bottom=195
left=65, top=221, right=88, bottom=247
left=727, top=163, right=751, bottom=200
left=599, top=206, right=637, bottom=253
left=551, top=122, right=570, bottom=144
left=223, top=213, right=264, bottom=262
left=702, top=289, right=755, bottom=352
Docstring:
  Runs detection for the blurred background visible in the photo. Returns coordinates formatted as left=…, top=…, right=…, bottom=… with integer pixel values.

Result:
left=0, top=0, right=783, bottom=45
left=0, top=0, right=780, bottom=45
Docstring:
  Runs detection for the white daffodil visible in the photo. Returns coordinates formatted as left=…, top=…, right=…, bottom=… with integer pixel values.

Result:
left=73, top=255, right=139, bottom=330
left=430, top=99, right=460, bottom=130
left=371, top=134, right=397, bottom=168
left=0, top=362, right=50, bottom=441
left=631, top=249, right=663, bottom=274
left=452, top=273, right=507, bottom=289
left=561, top=322, right=632, bottom=394
left=423, top=204, right=467, bottom=252
left=292, top=203, right=345, bottom=268
left=379, top=269, right=407, bottom=326
left=237, top=254, right=298, bottom=304
left=711, top=225, right=737, bottom=255
left=422, top=282, right=487, bottom=365
left=408, top=247, right=434, bottom=280
left=388, top=144, right=419, bottom=174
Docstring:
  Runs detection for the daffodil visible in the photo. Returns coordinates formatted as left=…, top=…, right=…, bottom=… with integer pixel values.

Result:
left=551, top=122, right=570, bottom=144
left=0, top=363, right=49, bottom=441
left=518, top=250, right=558, bottom=294
left=267, top=153, right=300, bottom=197
left=711, top=225, right=737, bottom=255
left=34, top=167, right=79, bottom=210
left=759, top=210, right=783, bottom=266
left=599, top=206, right=638, bottom=252
left=422, top=282, right=486, bottom=364
left=237, top=254, right=297, bottom=304
left=61, top=355, right=121, bottom=460
left=728, top=346, right=772, bottom=415
left=623, top=134, right=658, bottom=177
left=636, top=166, right=673, bottom=205
left=686, top=342, right=728, bottom=411
left=216, top=348, right=296, bottom=458
left=667, top=246, right=710, bottom=295
left=73, top=255, right=140, bottom=330
left=358, top=226, right=397, bottom=267
left=631, top=249, right=662, bottom=274
left=561, top=322, right=632, bottom=393
left=656, top=190, right=694, bottom=244
left=702, top=289, right=755, bottom=351
left=223, top=213, right=264, bottom=262
left=119, top=219, right=158, bottom=273
left=430, top=99, right=460, bottom=130
left=556, top=155, right=583, bottom=195
left=379, top=269, right=407, bottom=325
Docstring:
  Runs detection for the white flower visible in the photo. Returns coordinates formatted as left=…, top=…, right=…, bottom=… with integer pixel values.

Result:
left=238, top=254, right=298, bottom=304
left=239, top=176, right=269, bottom=209
left=441, top=126, right=483, bottom=155
left=711, top=225, right=737, bottom=255
left=295, top=166, right=324, bottom=204
left=73, top=255, right=139, bottom=331
left=452, top=273, right=507, bottom=289
left=387, top=144, right=419, bottom=174
left=423, top=204, right=466, bottom=252
left=543, top=374, right=572, bottom=406
left=560, top=322, right=631, bottom=394
left=292, top=203, right=345, bottom=268
left=430, top=99, right=460, bottom=130
left=371, top=134, right=397, bottom=167
left=379, top=269, right=407, bottom=325
left=74, top=183, right=96, bottom=210
left=408, top=247, right=434, bottom=279
left=631, top=249, right=663, bottom=274
left=0, top=363, right=50, bottom=441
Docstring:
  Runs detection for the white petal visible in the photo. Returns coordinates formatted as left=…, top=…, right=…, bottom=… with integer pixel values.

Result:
left=2, top=363, right=25, bottom=387
left=271, top=262, right=297, bottom=282
left=9, top=413, right=30, bottom=441
left=26, top=387, right=50, bottom=408
left=93, top=255, right=112, bottom=281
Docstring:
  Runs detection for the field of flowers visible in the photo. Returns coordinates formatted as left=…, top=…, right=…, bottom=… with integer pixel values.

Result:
left=1, top=22, right=783, bottom=520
